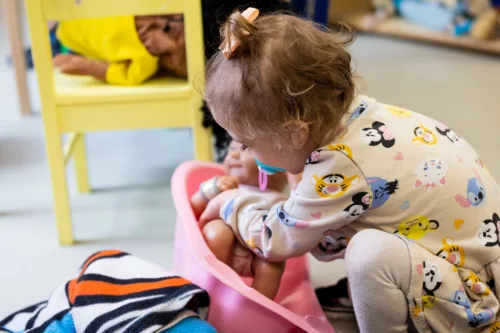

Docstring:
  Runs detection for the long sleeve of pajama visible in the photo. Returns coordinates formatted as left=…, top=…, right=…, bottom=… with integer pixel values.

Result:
left=220, top=149, right=371, bottom=262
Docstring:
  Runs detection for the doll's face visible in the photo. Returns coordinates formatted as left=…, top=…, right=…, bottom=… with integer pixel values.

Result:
left=136, top=15, right=187, bottom=77
left=224, top=141, right=260, bottom=187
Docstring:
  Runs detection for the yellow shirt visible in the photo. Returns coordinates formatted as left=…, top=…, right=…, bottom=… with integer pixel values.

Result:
left=57, top=16, right=159, bottom=85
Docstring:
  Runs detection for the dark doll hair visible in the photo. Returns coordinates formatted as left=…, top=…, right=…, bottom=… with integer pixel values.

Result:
left=205, top=10, right=356, bottom=146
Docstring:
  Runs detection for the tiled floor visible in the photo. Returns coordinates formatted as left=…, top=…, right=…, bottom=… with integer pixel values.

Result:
left=1, top=35, right=499, bottom=332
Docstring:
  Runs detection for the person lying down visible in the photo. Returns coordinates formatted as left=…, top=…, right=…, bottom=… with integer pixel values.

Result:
left=53, top=15, right=187, bottom=85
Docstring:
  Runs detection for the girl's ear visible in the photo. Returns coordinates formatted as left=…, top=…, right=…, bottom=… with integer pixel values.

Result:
left=283, top=120, right=309, bottom=150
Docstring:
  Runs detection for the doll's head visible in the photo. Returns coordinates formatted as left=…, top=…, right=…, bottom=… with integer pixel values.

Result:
left=136, top=15, right=187, bottom=77
left=224, top=141, right=287, bottom=192
left=205, top=11, right=355, bottom=175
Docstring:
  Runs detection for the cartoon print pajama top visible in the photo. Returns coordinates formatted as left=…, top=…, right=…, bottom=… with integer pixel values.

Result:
left=220, top=95, right=500, bottom=332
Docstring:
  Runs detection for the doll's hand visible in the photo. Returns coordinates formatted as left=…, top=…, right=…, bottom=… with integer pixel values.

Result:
left=199, top=189, right=239, bottom=227
left=217, top=176, right=239, bottom=192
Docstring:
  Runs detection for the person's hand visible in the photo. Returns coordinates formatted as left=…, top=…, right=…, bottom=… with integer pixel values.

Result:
left=53, top=54, right=92, bottom=75
left=217, top=176, right=239, bottom=192
left=199, top=189, right=239, bottom=227
left=54, top=54, right=108, bottom=80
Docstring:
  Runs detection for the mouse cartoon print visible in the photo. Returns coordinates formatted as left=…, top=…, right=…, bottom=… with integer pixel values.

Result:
left=416, top=260, right=443, bottom=296
left=436, top=123, right=464, bottom=147
left=318, top=230, right=349, bottom=256
left=361, top=121, right=396, bottom=148
left=311, top=229, right=351, bottom=261
left=476, top=213, right=500, bottom=247
left=306, top=150, right=322, bottom=165
left=413, top=123, right=437, bottom=145
left=343, top=192, right=371, bottom=220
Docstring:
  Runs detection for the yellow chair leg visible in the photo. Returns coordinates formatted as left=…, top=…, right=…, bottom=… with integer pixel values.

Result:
left=44, top=127, right=74, bottom=245
left=74, top=134, right=91, bottom=194
left=192, top=110, right=213, bottom=161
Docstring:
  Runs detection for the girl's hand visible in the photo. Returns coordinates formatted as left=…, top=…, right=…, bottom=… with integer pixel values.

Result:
left=199, top=189, right=239, bottom=227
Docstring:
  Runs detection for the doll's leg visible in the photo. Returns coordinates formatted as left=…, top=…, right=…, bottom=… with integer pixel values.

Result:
left=202, top=219, right=235, bottom=265
left=251, top=258, right=285, bottom=299
left=345, top=229, right=411, bottom=333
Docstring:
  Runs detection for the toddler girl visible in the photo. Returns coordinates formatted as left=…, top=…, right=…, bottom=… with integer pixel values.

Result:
left=200, top=8, right=500, bottom=333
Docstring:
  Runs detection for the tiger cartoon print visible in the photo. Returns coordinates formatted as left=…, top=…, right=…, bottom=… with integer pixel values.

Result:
left=311, top=173, right=361, bottom=198
left=412, top=122, right=437, bottom=145
left=490, top=321, right=500, bottom=333
left=464, top=270, right=491, bottom=296
left=436, top=237, right=466, bottom=267
left=327, top=144, right=353, bottom=158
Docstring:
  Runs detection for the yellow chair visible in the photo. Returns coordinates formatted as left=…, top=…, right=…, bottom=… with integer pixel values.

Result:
left=24, top=0, right=212, bottom=245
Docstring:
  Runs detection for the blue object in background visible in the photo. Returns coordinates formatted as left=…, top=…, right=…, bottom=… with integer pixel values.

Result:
left=396, top=0, right=454, bottom=32
left=454, top=19, right=473, bottom=36
left=290, top=0, right=330, bottom=25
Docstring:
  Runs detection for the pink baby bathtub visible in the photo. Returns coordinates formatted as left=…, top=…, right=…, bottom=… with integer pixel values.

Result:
left=171, top=161, right=335, bottom=333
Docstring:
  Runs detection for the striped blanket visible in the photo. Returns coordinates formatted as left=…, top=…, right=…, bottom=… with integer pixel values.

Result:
left=0, top=250, right=213, bottom=333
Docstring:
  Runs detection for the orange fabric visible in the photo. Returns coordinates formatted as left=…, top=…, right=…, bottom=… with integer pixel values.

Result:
left=80, top=250, right=123, bottom=275
left=74, top=277, right=190, bottom=297
left=68, top=249, right=124, bottom=304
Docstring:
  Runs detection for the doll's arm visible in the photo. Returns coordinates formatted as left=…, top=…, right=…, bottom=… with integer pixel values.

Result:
left=191, top=176, right=239, bottom=218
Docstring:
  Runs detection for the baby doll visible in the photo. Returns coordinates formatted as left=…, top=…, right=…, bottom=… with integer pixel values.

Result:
left=191, top=141, right=287, bottom=299
left=53, top=15, right=186, bottom=85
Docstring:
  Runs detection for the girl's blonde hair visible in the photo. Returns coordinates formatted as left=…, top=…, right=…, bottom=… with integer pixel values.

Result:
left=205, top=11, right=355, bottom=144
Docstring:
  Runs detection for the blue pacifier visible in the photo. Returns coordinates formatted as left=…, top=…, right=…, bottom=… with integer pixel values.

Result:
left=254, top=158, right=286, bottom=191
